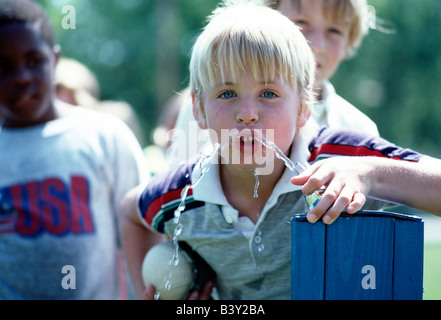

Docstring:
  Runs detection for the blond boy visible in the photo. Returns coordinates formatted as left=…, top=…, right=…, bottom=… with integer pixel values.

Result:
left=119, top=1, right=438, bottom=300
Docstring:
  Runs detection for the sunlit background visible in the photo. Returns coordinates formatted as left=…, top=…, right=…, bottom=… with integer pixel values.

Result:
left=36, top=0, right=441, bottom=299
left=39, top=0, right=441, bottom=155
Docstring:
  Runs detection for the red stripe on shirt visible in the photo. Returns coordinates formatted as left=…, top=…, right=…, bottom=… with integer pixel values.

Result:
left=309, top=144, right=405, bottom=162
left=143, top=186, right=193, bottom=226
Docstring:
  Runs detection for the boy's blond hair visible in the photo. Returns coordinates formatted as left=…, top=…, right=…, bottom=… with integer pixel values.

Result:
left=190, top=0, right=316, bottom=117
left=268, top=0, right=375, bottom=57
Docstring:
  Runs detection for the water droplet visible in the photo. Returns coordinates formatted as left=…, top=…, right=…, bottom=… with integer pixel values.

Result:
left=253, top=168, right=260, bottom=198
left=173, top=223, right=183, bottom=237
left=165, top=280, right=172, bottom=291
left=177, top=203, right=185, bottom=213
left=169, top=252, right=180, bottom=266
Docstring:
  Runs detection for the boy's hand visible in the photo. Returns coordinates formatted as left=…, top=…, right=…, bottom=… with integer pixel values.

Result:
left=140, top=281, right=215, bottom=300
left=291, top=158, right=369, bottom=224
left=187, top=280, right=215, bottom=300
left=140, top=284, right=157, bottom=300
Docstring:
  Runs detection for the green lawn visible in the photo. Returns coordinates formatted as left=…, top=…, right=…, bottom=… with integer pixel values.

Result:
left=423, top=242, right=441, bottom=300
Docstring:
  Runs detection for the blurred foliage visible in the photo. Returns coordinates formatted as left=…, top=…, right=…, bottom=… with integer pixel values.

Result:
left=37, top=0, right=441, bottom=156
left=37, top=0, right=219, bottom=147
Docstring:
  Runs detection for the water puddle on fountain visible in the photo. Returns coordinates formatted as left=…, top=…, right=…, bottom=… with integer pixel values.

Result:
left=155, top=135, right=322, bottom=299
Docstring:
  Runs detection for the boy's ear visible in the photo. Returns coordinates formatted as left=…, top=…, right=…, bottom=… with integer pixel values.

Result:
left=192, top=91, right=208, bottom=129
left=296, top=102, right=311, bottom=128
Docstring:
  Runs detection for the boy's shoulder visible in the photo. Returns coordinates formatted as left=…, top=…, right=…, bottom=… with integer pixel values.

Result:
left=309, top=127, right=422, bottom=162
left=62, top=103, right=126, bottom=127
left=56, top=102, right=138, bottom=140
left=138, top=158, right=205, bottom=233
left=141, top=160, right=196, bottom=202
left=322, top=82, right=379, bottom=135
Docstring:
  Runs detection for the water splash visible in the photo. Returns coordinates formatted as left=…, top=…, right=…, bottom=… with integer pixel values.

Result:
left=255, top=136, right=323, bottom=210
left=160, top=142, right=223, bottom=297
left=253, top=168, right=260, bottom=198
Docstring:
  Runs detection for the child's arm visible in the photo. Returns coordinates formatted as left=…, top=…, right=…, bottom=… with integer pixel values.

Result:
left=291, top=156, right=441, bottom=224
left=119, top=185, right=165, bottom=299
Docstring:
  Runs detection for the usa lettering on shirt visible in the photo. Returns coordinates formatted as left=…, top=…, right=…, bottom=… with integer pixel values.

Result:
left=0, top=176, right=95, bottom=237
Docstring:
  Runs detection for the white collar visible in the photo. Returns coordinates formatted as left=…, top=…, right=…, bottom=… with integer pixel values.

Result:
left=191, top=157, right=229, bottom=206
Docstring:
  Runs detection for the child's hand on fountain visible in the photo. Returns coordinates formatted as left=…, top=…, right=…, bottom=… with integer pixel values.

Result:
left=292, top=155, right=441, bottom=225
left=291, top=157, right=369, bottom=225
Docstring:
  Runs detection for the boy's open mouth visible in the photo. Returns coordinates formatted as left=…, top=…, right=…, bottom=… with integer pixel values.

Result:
left=234, top=130, right=264, bottom=154
left=240, top=136, right=255, bottom=144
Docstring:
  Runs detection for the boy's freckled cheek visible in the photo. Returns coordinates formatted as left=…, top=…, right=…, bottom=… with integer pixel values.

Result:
left=214, top=108, right=222, bottom=117
left=211, top=107, right=227, bottom=122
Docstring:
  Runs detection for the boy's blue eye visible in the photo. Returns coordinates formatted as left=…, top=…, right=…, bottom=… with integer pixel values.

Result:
left=261, top=91, right=276, bottom=98
left=220, top=91, right=235, bottom=99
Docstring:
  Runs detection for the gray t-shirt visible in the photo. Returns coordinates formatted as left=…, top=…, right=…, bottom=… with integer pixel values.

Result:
left=0, top=104, right=149, bottom=299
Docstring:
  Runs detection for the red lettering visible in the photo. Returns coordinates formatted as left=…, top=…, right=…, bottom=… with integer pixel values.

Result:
left=70, top=176, right=94, bottom=234
left=14, top=182, right=41, bottom=236
left=41, top=178, right=70, bottom=235
left=7, top=176, right=94, bottom=237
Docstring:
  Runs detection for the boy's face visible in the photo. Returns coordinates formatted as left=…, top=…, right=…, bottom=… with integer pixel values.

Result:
left=0, top=22, right=59, bottom=128
left=193, top=66, right=309, bottom=171
left=278, top=0, right=349, bottom=88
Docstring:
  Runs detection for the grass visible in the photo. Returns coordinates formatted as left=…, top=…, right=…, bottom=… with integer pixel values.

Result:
left=423, top=242, right=441, bottom=300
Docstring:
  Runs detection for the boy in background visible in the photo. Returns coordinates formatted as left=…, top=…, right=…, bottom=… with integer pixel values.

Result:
left=0, top=0, right=149, bottom=299
left=271, top=0, right=378, bottom=133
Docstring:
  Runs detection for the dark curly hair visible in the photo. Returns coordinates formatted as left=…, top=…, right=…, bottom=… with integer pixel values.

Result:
left=0, top=0, right=56, bottom=47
